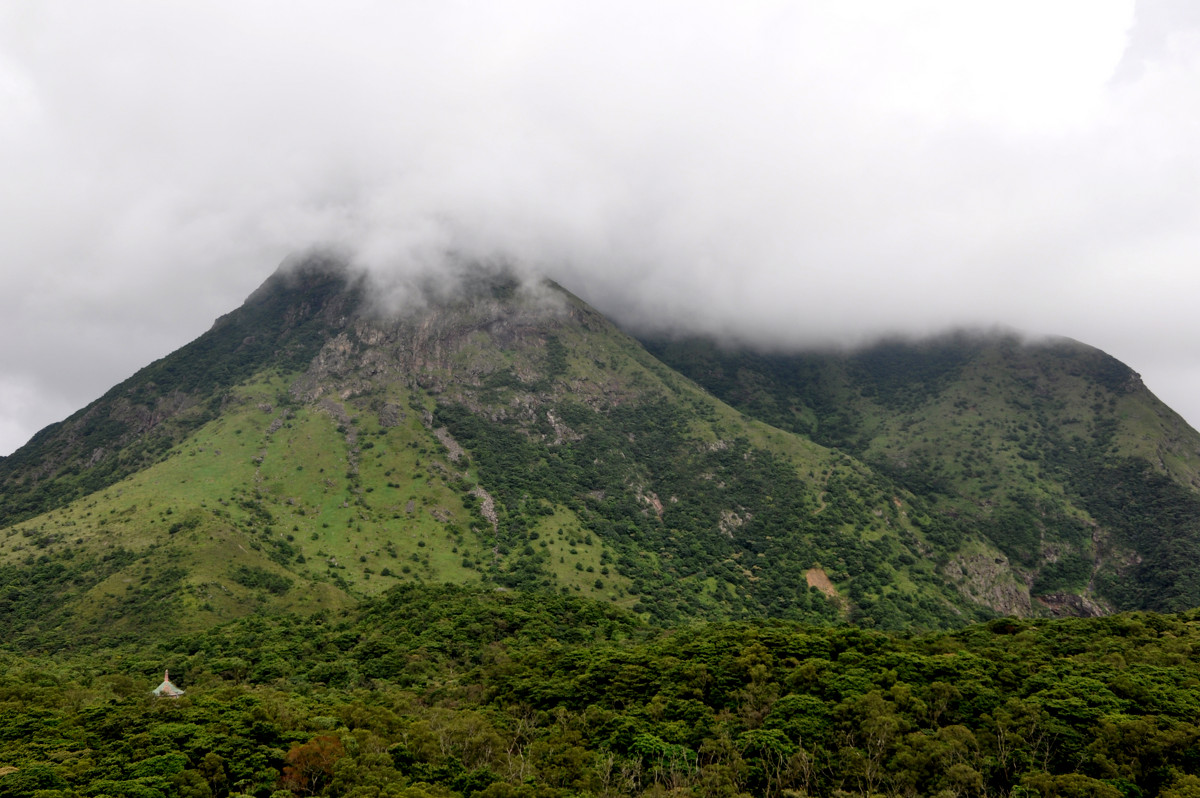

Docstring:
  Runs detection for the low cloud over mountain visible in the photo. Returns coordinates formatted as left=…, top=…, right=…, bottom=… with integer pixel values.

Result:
left=2, top=1, right=1199, bottom=454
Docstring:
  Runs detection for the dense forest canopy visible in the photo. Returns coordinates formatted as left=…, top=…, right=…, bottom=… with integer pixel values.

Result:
left=4, top=585, right=1200, bottom=798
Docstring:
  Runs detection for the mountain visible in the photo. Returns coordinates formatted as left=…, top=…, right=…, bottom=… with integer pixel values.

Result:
left=643, top=332, right=1200, bottom=616
left=3, top=256, right=1200, bottom=646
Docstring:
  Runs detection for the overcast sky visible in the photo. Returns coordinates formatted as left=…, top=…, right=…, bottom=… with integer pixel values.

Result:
left=2, top=1, right=1199, bottom=456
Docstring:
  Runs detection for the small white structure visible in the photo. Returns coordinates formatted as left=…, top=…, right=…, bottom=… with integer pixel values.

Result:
left=152, top=669, right=185, bottom=697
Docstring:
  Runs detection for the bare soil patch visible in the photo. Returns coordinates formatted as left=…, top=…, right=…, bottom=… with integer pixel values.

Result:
left=805, top=567, right=838, bottom=598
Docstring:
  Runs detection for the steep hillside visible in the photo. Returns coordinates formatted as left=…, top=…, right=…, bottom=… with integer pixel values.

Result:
left=0, top=254, right=364, bottom=526
left=643, top=332, right=1200, bottom=617
left=0, top=259, right=988, bottom=645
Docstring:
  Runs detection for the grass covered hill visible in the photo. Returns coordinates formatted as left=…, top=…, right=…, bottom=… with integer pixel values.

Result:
left=4, top=256, right=1200, bottom=645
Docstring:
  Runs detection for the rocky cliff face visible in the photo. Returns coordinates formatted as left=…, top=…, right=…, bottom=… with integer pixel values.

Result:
left=292, top=274, right=572, bottom=399
left=943, top=549, right=1033, bottom=617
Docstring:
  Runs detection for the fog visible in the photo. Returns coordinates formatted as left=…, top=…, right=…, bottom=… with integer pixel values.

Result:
left=2, top=1, right=1199, bottom=454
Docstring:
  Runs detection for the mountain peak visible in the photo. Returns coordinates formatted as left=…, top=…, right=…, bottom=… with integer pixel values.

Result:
left=5, top=259, right=1200, bottom=643
left=228, top=251, right=365, bottom=330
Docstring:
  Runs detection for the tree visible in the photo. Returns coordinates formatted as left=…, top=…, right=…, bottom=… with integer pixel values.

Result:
left=282, top=735, right=345, bottom=796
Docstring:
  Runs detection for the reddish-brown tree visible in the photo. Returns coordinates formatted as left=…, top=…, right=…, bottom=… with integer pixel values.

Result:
left=281, top=734, right=345, bottom=796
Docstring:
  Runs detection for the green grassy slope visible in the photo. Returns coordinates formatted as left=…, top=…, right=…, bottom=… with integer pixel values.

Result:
left=0, top=365, right=640, bottom=646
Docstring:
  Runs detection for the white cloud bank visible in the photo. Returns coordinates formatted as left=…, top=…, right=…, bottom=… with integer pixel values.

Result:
left=1, top=1, right=1199, bottom=454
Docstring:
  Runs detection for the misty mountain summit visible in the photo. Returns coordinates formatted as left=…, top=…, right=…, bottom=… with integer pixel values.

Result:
left=3, top=253, right=1200, bottom=645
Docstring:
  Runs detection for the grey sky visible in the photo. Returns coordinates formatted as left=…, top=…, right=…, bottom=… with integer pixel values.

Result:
left=1, top=1, right=1198, bottom=455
